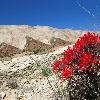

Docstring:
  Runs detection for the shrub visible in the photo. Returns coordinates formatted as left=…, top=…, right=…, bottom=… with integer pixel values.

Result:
left=52, top=32, right=100, bottom=100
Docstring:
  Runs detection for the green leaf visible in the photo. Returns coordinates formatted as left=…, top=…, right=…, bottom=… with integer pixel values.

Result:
left=41, top=68, right=52, bottom=77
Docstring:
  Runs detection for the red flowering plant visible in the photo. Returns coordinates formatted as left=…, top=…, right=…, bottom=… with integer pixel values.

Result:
left=52, top=32, right=100, bottom=99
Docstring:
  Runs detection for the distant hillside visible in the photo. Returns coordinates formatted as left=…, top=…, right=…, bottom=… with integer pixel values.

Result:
left=24, top=36, right=51, bottom=54
left=0, top=42, right=22, bottom=58
left=0, top=25, right=99, bottom=58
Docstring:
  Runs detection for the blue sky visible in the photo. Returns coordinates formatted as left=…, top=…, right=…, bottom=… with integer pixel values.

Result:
left=0, top=0, right=100, bottom=31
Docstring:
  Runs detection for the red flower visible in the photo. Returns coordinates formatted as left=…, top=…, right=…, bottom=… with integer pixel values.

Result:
left=61, top=67, right=72, bottom=80
left=73, top=38, right=86, bottom=51
left=64, top=46, right=73, bottom=60
left=79, top=53, right=93, bottom=67
left=52, top=32, right=100, bottom=80
left=74, top=32, right=100, bottom=52
left=52, top=60, right=62, bottom=73
left=93, top=56, right=100, bottom=65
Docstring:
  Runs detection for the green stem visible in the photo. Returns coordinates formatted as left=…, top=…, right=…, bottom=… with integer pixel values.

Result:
left=47, top=77, right=55, bottom=92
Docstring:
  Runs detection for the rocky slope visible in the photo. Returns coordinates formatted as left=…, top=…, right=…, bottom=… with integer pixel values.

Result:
left=0, top=25, right=99, bottom=100
left=0, top=45, right=72, bottom=100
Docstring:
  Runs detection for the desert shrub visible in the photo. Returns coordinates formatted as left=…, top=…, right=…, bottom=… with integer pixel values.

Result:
left=52, top=32, right=100, bottom=100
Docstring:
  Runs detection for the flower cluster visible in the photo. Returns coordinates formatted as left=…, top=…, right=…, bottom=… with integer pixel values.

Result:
left=52, top=32, right=100, bottom=80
